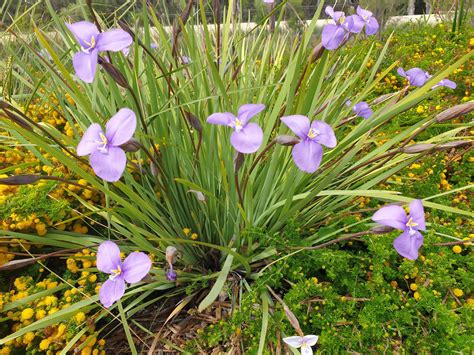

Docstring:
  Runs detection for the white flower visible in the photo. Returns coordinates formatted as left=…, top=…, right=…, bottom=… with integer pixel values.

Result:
left=283, top=335, right=319, bottom=355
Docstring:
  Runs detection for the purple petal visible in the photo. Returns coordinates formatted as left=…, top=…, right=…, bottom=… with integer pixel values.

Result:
left=99, top=277, right=126, bottom=308
left=432, top=79, right=456, bottom=90
left=303, top=335, right=319, bottom=346
left=96, top=241, right=122, bottom=274
left=353, top=102, right=373, bottom=119
left=207, top=112, right=235, bottom=126
left=325, top=6, right=335, bottom=19
left=344, top=15, right=364, bottom=33
left=283, top=336, right=303, bottom=348
left=89, top=146, right=127, bottom=182
left=322, top=24, right=346, bottom=50
left=409, top=199, right=426, bottom=231
left=397, top=67, right=407, bottom=79
left=365, top=17, right=379, bottom=35
left=237, top=104, right=265, bottom=125
left=105, top=108, right=137, bottom=146
left=166, top=269, right=177, bottom=281
left=311, top=120, right=337, bottom=148
left=122, top=252, right=152, bottom=284
left=372, top=205, right=407, bottom=230
left=356, top=6, right=373, bottom=18
left=65, top=21, right=99, bottom=49
left=281, top=115, right=310, bottom=140
left=393, top=231, right=424, bottom=260
left=72, top=49, right=98, bottom=83
left=230, top=122, right=263, bottom=154
left=96, top=29, right=133, bottom=52
left=292, top=140, right=323, bottom=173
left=405, top=68, right=430, bottom=87
left=77, top=123, right=103, bottom=156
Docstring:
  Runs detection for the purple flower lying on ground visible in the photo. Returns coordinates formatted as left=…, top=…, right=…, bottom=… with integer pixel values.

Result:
left=77, top=108, right=136, bottom=182
left=207, top=104, right=265, bottom=154
left=283, top=335, right=319, bottom=355
left=397, top=67, right=430, bottom=87
left=432, top=79, right=457, bottom=89
left=372, top=199, right=426, bottom=260
left=66, top=21, right=132, bottom=83
left=352, top=101, right=373, bottom=119
left=281, top=115, right=337, bottom=173
left=356, top=6, right=379, bottom=35
left=96, top=241, right=151, bottom=308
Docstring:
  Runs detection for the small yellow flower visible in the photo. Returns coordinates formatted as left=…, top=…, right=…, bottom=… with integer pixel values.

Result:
left=453, top=288, right=464, bottom=297
left=410, top=283, right=418, bottom=291
left=20, top=308, right=34, bottom=322
left=182, top=228, right=191, bottom=235
left=74, top=312, right=86, bottom=324
left=452, top=245, right=462, bottom=254
left=413, top=292, right=421, bottom=301
left=39, top=338, right=51, bottom=351
left=190, top=233, right=198, bottom=240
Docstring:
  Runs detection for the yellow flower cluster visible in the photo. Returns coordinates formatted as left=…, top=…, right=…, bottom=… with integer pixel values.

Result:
left=0, top=253, right=105, bottom=354
left=0, top=94, right=105, bottom=265
left=183, top=227, right=199, bottom=240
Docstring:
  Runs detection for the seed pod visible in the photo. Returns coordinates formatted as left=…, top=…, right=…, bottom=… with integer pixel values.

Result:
left=98, top=58, right=130, bottom=89
left=275, top=135, right=300, bottom=146
left=120, top=138, right=141, bottom=153
left=0, top=174, right=42, bottom=185
left=402, top=143, right=435, bottom=154
left=435, top=102, right=474, bottom=123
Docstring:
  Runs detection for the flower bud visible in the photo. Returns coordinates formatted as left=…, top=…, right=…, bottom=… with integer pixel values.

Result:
left=120, top=138, right=141, bottom=153
left=310, top=42, right=324, bottom=63
left=283, top=304, right=303, bottom=335
left=234, top=152, right=244, bottom=172
left=436, top=141, right=471, bottom=150
left=166, top=246, right=178, bottom=266
left=275, top=135, right=300, bottom=146
left=402, top=143, right=435, bottom=154
left=184, top=111, right=202, bottom=133
left=370, top=225, right=395, bottom=234
left=98, top=59, right=130, bottom=89
left=0, top=174, right=42, bottom=185
left=435, top=102, right=474, bottom=123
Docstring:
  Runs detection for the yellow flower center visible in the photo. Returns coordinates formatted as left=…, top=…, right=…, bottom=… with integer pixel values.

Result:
left=406, top=217, right=418, bottom=228
left=234, top=118, right=243, bottom=132
left=307, top=128, right=320, bottom=139
left=98, top=133, right=108, bottom=153
left=110, top=265, right=122, bottom=280
left=83, top=36, right=96, bottom=52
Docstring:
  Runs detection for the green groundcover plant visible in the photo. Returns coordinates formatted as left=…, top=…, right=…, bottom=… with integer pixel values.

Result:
left=0, top=0, right=473, bottom=352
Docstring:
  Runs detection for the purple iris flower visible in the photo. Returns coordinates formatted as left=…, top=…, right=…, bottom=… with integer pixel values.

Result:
left=77, top=108, right=136, bottom=182
left=96, top=241, right=152, bottom=308
left=356, top=6, right=379, bottom=35
left=281, top=115, right=337, bottom=173
left=207, top=104, right=265, bottom=154
left=397, top=67, right=431, bottom=87
left=322, top=6, right=363, bottom=50
left=66, top=21, right=133, bottom=83
left=352, top=101, right=373, bottom=119
left=432, top=79, right=457, bottom=90
left=372, top=199, right=426, bottom=260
